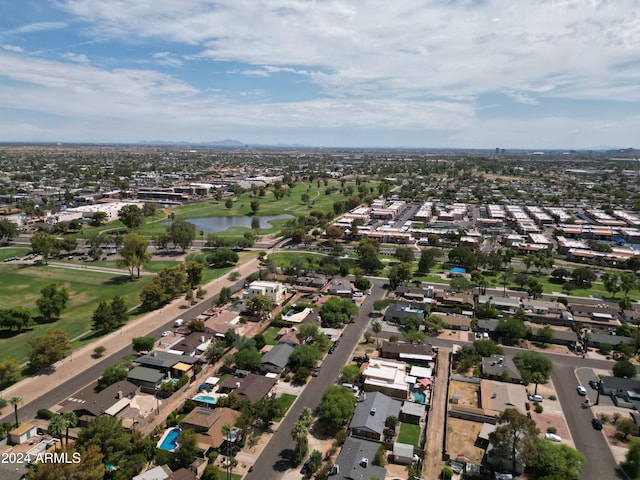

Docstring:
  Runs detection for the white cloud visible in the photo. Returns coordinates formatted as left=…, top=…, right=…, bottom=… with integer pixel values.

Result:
left=59, top=0, right=640, bottom=104
left=1, top=44, right=24, bottom=53
left=152, top=51, right=183, bottom=67
left=5, top=21, right=67, bottom=35
left=62, top=52, right=90, bottom=64
left=504, top=90, right=538, bottom=106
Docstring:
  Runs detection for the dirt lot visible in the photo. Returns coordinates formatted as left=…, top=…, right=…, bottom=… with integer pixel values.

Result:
left=449, top=380, right=479, bottom=407
left=446, top=418, right=485, bottom=465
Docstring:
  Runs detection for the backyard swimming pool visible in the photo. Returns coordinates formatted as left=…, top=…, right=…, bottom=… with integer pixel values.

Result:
left=411, top=388, right=426, bottom=404
left=158, top=427, right=180, bottom=451
left=193, top=394, right=217, bottom=405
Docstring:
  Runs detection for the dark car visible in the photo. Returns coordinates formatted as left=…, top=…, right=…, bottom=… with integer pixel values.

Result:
left=311, top=367, right=320, bottom=377
left=592, top=418, right=603, bottom=430
left=589, top=380, right=599, bottom=390
left=300, top=458, right=311, bottom=474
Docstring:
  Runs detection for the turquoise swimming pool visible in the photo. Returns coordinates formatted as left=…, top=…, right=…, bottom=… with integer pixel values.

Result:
left=158, top=427, right=180, bottom=451
left=411, top=389, right=426, bottom=404
left=193, top=394, right=217, bottom=405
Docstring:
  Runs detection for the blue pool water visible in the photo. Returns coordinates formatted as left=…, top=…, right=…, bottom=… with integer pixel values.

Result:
left=159, top=428, right=180, bottom=451
left=193, top=394, right=217, bottom=405
left=411, top=389, right=426, bottom=404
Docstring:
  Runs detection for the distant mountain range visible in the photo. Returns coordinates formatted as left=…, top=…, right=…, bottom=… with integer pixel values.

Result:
left=137, top=139, right=247, bottom=147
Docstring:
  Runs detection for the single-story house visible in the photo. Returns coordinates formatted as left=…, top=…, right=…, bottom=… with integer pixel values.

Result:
left=59, top=380, right=140, bottom=422
left=334, top=437, right=387, bottom=480
left=601, top=376, right=640, bottom=399
left=528, top=325, right=578, bottom=346
left=481, top=355, right=522, bottom=383
left=383, top=303, right=425, bottom=324
left=218, top=373, right=277, bottom=403
left=127, top=366, right=166, bottom=392
left=478, top=295, right=521, bottom=314
left=588, top=333, right=635, bottom=349
left=136, top=351, right=199, bottom=378
left=327, top=278, right=354, bottom=296
left=260, top=343, right=295, bottom=374
left=349, top=391, right=402, bottom=441
left=379, top=341, right=434, bottom=364
left=133, top=465, right=173, bottom=480
left=182, top=407, right=241, bottom=450
left=170, top=332, right=215, bottom=357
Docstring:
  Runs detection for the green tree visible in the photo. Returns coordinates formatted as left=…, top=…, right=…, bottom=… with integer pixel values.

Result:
left=513, top=351, right=553, bottom=384
left=132, top=336, right=156, bottom=353
left=169, top=219, right=196, bottom=251
left=185, top=260, right=204, bottom=289
left=489, top=408, right=539, bottom=475
left=0, top=357, right=21, bottom=388
left=472, top=339, right=504, bottom=357
left=417, top=248, right=439, bottom=274
left=617, top=418, right=639, bottom=439
left=28, top=329, right=71, bottom=371
left=250, top=200, right=260, bottom=214
left=30, top=231, right=57, bottom=264
left=234, top=349, right=262, bottom=371
left=571, top=267, right=597, bottom=288
left=476, top=300, right=499, bottom=319
left=0, top=218, right=18, bottom=240
left=448, top=246, right=477, bottom=272
left=394, top=246, right=415, bottom=263
left=110, top=295, right=128, bottom=328
left=624, top=438, right=640, bottom=477
left=245, top=294, right=273, bottom=320
left=175, top=428, right=200, bottom=467
left=207, top=248, right=239, bottom=268
left=371, top=319, right=382, bottom=345
left=530, top=437, right=585, bottom=480
left=47, top=413, right=66, bottom=439
left=319, top=297, right=359, bottom=327
left=76, top=415, right=132, bottom=466
left=289, top=344, right=322, bottom=371
left=341, top=364, right=362, bottom=384
left=537, top=324, right=555, bottom=345
left=98, top=364, right=129, bottom=390
left=117, top=232, right=151, bottom=279
left=56, top=235, right=77, bottom=255
left=118, top=204, right=144, bottom=230
left=319, top=385, right=357, bottom=434
left=142, top=202, right=157, bottom=222
left=92, top=301, right=115, bottom=333
left=217, top=286, right=232, bottom=305
left=602, top=272, right=621, bottom=298
left=388, top=262, right=412, bottom=289
left=36, top=283, right=69, bottom=322
left=613, top=359, right=637, bottom=378
left=495, top=318, right=528, bottom=345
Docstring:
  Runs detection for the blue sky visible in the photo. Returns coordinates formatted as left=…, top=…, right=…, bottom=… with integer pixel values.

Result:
left=0, top=0, right=639, bottom=149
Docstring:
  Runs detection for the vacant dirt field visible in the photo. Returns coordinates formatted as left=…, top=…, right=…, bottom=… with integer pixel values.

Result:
left=449, top=380, right=479, bottom=407
left=446, top=418, right=485, bottom=464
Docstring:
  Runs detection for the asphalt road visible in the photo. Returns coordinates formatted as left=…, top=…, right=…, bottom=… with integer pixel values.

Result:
left=245, top=279, right=385, bottom=479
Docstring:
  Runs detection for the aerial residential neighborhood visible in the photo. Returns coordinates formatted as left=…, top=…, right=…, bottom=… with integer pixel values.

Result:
left=0, top=145, right=639, bottom=480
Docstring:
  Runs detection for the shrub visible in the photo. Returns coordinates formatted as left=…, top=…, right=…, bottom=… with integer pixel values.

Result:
left=546, top=426, right=557, bottom=434
left=37, top=409, right=54, bottom=420
left=548, top=395, right=557, bottom=401
left=534, top=404, right=543, bottom=414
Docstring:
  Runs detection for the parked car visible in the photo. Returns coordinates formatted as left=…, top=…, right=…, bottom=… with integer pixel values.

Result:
left=161, top=331, right=172, bottom=337
left=545, top=433, right=562, bottom=442
left=311, top=367, right=321, bottom=377
left=592, top=418, right=603, bottom=430
left=528, top=394, right=543, bottom=402
left=589, top=380, right=599, bottom=389
left=577, top=386, right=587, bottom=396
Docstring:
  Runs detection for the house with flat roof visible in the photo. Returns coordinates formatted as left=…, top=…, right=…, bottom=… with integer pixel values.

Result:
left=362, top=359, right=409, bottom=400
left=260, top=343, right=294, bottom=374
left=246, top=280, right=287, bottom=304
left=379, top=341, right=434, bottom=364
left=478, top=295, right=521, bottom=314
left=334, top=437, right=387, bottom=480
left=349, top=391, right=402, bottom=441
left=127, top=366, right=166, bottom=391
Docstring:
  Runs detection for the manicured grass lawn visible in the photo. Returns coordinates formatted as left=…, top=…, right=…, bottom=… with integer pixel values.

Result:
left=0, top=246, right=32, bottom=260
left=0, top=262, right=153, bottom=364
left=262, top=326, right=282, bottom=345
left=398, top=422, right=421, bottom=446
left=274, top=393, right=297, bottom=421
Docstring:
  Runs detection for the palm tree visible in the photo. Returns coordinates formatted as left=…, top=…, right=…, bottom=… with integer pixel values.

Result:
left=531, top=372, right=544, bottom=396
left=291, top=420, right=309, bottom=459
left=9, top=396, right=21, bottom=427
left=47, top=414, right=66, bottom=443
left=62, top=411, right=78, bottom=447
left=299, top=407, right=313, bottom=428
left=222, top=423, right=233, bottom=480
left=371, top=320, right=382, bottom=346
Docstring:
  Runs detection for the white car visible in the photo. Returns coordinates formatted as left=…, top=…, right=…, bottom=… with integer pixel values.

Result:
left=545, top=433, right=562, bottom=442
left=161, top=330, right=172, bottom=337
left=577, top=385, right=587, bottom=396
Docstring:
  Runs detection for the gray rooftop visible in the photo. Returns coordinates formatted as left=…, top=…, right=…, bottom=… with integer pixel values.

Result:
left=136, top=351, right=199, bottom=369
left=127, top=366, right=166, bottom=384
left=350, top=391, right=402, bottom=436
left=261, top=343, right=295, bottom=369
left=481, top=355, right=521, bottom=382
left=334, top=437, right=387, bottom=480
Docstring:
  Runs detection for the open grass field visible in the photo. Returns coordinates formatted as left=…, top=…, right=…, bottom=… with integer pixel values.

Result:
left=398, top=422, right=421, bottom=446
left=0, top=260, right=154, bottom=364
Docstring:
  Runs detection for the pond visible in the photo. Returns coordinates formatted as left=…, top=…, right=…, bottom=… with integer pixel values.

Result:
left=165, top=214, right=293, bottom=233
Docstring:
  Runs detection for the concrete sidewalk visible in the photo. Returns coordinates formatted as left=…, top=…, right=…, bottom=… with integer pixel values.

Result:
left=1, top=254, right=260, bottom=411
